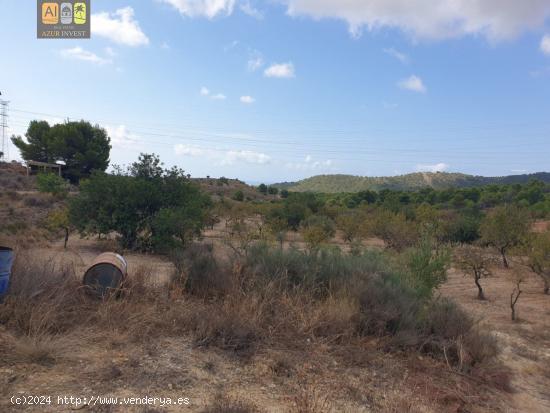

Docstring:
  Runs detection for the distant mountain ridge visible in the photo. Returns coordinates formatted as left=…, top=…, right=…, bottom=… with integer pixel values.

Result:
left=273, top=172, right=550, bottom=193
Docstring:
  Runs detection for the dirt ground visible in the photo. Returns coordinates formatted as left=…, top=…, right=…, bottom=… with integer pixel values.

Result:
left=440, top=266, right=550, bottom=413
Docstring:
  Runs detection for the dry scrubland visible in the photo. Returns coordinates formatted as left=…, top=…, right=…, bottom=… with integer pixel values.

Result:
left=1, top=170, right=550, bottom=412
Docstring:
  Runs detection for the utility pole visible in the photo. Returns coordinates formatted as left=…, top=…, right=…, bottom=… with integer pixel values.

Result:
left=0, top=96, right=9, bottom=161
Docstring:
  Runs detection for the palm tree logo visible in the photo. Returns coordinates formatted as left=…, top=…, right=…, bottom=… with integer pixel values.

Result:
left=74, top=3, right=86, bottom=24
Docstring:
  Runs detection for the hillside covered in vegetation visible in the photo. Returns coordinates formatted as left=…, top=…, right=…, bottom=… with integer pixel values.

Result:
left=275, top=172, right=550, bottom=193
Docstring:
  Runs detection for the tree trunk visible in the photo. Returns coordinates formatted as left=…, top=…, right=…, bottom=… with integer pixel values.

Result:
left=475, top=274, right=485, bottom=300
left=510, top=284, right=522, bottom=321
left=64, top=227, right=69, bottom=249
left=543, top=276, right=549, bottom=295
left=500, top=248, right=509, bottom=268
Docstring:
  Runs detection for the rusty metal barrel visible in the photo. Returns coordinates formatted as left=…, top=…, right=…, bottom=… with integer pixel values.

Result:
left=83, top=252, right=127, bottom=297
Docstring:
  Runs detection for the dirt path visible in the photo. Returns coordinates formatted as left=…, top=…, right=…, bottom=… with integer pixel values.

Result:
left=440, top=267, right=550, bottom=412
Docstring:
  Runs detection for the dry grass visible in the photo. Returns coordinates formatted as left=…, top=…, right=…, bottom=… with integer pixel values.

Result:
left=201, top=394, right=262, bottom=413
left=0, top=244, right=511, bottom=412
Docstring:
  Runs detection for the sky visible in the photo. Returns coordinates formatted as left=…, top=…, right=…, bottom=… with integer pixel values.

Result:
left=1, top=0, right=550, bottom=183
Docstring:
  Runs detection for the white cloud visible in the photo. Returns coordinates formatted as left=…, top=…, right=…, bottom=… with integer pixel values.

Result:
left=175, top=144, right=206, bottom=157
left=248, top=56, right=264, bottom=71
left=160, top=0, right=236, bottom=19
left=200, top=87, right=226, bottom=100
left=383, top=47, right=409, bottom=64
left=416, top=163, right=449, bottom=173
left=398, top=75, right=426, bottom=93
left=264, top=62, right=295, bottom=78
left=174, top=144, right=270, bottom=165
left=541, top=35, right=550, bottom=55
left=161, top=41, right=171, bottom=49
left=281, top=0, right=550, bottom=41
left=240, top=95, right=255, bottom=104
left=106, top=125, right=140, bottom=149
left=92, top=7, right=149, bottom=47
left=240, top=1, right=264, bottom=19
left=60, top=47, right=112, bottom=65
left=286, top=155, right=334, bottom=171
left=223, top=150, right=270, bottom=165
left=104, top=47, right=117, bottom=57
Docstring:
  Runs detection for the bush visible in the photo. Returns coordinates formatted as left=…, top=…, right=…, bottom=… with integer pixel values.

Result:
left=36, top=173, right=68, bottom=197
left=401, top=238, right=450, bottom=299
left=233, top=190, right=244, bottom=201
left=170, top=244, right=232, bottom=298
left=421, top=299, right=499, bottom=368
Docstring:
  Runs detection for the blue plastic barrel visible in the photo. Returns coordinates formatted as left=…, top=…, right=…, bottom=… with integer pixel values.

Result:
left=0, top=246, right=14, bottom=296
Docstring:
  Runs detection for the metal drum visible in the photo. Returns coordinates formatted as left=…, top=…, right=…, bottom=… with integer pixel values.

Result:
left=83, top=252, right=127, bottom=297
left=0, top=246, right=14, bottom=296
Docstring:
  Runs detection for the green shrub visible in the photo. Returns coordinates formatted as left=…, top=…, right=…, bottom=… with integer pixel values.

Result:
left=36, top=173, right=67, bottom=197
left=232, top=190, right=244, bottom=201
left=401, top=238, right=450, bottom=299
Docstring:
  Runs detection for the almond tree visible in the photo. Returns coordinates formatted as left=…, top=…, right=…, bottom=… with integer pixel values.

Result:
left=525, top=232, right=550, bottom=294
left=480, top=205, right=529, bottom=268
left=454, top=245, right=494, bottom=300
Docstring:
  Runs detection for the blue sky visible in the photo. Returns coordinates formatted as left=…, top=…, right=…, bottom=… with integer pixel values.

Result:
left=1, top=0, right=550, bottom=183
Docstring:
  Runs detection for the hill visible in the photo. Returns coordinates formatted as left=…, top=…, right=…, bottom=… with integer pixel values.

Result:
left=274, top=172, right=550, bottom=193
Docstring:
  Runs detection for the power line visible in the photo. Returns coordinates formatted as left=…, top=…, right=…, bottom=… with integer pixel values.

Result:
left=0, top=99, right=9, bottom=161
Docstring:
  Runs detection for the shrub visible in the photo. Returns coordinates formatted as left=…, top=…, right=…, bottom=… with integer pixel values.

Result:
left=170, top=244, right=232, bottom=298
left=421, top=298, right=499, bottom=368
left=233, top=190, right=245, bottom=201
left=36, top=173, right=68, bottom=197
left=401, top=238, right=450, bottom=299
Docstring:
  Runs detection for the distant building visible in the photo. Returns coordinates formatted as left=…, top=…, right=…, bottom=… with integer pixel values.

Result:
left=25, top=160, right=62, bottom=176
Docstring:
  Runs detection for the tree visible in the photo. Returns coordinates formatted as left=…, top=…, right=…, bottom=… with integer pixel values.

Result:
left=336, top=212, right=362, bottom=243
left=36, top=173, right=68, bottom=197
left=480, top=205, right=529, bottom=268
left=258, top=183, right=268, bottom=194
left=454, top=245, right=494, bottom=300
left=69, top=153, right=209, bottom=250
left=525, top=232, right=550, bottom=294
left=368, top=209, right=419, bottom=251
left=509, top=274, right=524, bottom=321
left=268, top=186, right=279, bottom=195
left=12, top=120, right=111, bottom=183
left=11, top=120, right=54, bottom=162
left=300, top=215, right=335, bottom=252
left=265, top=215, right=288, bottom=248
left=46, top=207, right=71, bottom=249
